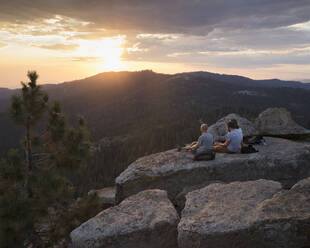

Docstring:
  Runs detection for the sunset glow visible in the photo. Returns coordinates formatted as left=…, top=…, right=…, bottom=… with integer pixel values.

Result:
left=76, top=37, right=125, bottom=71
left=1, top=1, right=310, bottom=87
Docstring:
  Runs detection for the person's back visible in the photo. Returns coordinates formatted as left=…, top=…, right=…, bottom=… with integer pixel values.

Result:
left=226, top=128, right=243, bottom=153
left=197, top=132, right=214, bottom=153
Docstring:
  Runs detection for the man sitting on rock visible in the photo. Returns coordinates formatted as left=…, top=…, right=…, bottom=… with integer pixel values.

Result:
left=184, top=123, right=215, bottom=160
left=213, top=119, right=243, bottom=153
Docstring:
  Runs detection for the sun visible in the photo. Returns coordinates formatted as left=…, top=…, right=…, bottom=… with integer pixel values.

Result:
left=77, top=36, right=125, bottom=71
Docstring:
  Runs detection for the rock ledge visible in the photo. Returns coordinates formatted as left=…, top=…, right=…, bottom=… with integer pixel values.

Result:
left=178, top=178, right=310, bottom=248
left=116, top=137, right=310, bottom=204
left=70, top=189, right=179, bottom=248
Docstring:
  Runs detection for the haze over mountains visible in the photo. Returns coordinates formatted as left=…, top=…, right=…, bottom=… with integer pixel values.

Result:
left=1, top=70, right=310, bottom=192
left=2, top=70, right=310, bottom=91
left=1, top=70, right=309, bottom=110
left=177, top=71, right=310, bottom=90
left=1, top=70, right=310, bottom=147
left=300, top=79, right=310, bottom=83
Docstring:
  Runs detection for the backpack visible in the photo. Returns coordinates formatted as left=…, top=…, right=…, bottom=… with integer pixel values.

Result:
left=194, top=150, right=216, bottom=161
left=241, top=144, right=258, bottom=154
left=244, top=136, right=265, bottom=145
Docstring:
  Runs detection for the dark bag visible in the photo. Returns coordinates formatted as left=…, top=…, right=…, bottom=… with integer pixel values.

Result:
left=194, top=150, right=216, bottom=161
left=244, top=136, right=265, bottom=145
left=241, top=144, right=258, bottom=154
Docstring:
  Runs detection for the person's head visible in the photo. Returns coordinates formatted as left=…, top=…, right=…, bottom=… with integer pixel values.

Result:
left=230, top=119, right=239, bottom=129
left=200, top=123, right=208, bottom=133
left=226, top=119, right=239, bottom=132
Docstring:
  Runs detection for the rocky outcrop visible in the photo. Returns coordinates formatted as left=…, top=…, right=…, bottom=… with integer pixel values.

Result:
left=116, top=137, right=310, bottom=204
left=255, top=108, right=310, bottom=138
left=207, top=113, right=258, bottom=141
left=72, top=109, right=310, bottom=247
left=178, top=178, right=310, bottom=248
left=70, top=189, right=179, bottom=248
left=88, top=186, right=115, bottom=209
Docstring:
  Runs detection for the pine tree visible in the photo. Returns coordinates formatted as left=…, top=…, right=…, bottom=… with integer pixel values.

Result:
left=9, top=71, right=48, bottom=197
left=0, top=150, right=34, bottom=247
left=40, top=101, right=92, bottom=170
left=1, top=71, right=93, bottom=247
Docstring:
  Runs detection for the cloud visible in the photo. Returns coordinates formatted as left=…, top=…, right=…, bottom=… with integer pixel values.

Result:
left=120, top=28, right=310, bottom=69
left=1, top=1, right=310, bottom=34
left=0, top=15, right=90, bottom=37
left=120, top=20, right=310, bottom=67
left=35, top=43, right=79, bottom=51
left=1, top=0, right=310, bottom=76
left=196, top=49, right=310, bottom=68
left=2, top=1, right=310, bottom=51
left=0, top=42, right=7, bottom=48
left=71, top=56, right=101, bottom=62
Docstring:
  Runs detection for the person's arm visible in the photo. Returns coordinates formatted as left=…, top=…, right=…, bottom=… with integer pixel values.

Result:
left=185, top=141, right=198, bottom=150
left=191, top=143, right=199, bottom=150
left=190, top=136, right=202, bottom=150
left=221, top=140, right=230, bottom=147
left=219, top=133, right=231, bottom=148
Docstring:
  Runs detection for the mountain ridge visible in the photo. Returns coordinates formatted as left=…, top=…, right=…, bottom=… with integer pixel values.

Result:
left=176, top=71, right=310, bottom=90
left=1, top=70, right=310, bottom=94
left=44, top=70, right=310, bottom=90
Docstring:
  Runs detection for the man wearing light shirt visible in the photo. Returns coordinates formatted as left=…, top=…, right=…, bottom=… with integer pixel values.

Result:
left=186, top=123, right=214, bottom=153
left=213, top=119, right=243, bottom=153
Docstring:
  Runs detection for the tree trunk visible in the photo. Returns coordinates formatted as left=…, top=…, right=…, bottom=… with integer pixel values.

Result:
left=25, top=121, right=33, bottom=197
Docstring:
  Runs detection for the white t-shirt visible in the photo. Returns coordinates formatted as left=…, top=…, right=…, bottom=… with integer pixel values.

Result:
left=226, top=128, right=243, bottom=153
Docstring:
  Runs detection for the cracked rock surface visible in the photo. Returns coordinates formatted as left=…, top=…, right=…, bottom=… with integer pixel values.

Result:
left=178, top=178, right=310, bottom=248
left=71, top=189, right=179, bottom=248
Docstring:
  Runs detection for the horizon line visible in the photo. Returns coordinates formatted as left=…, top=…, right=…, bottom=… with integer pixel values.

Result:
left=2, top=69, right=310, bottom=90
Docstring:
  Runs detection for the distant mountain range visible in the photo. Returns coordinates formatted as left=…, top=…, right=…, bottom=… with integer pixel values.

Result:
left=2, top=70, right=310, bottom=93
left=1, top=70, right=310, bottom=135
left=1, top=70, right=310, bottom=110
left=299, top=79, right=310, bottom=84
left=176, top=71, right=310, bottom=90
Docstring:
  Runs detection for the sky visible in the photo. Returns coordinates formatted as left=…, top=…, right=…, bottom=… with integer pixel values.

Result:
left=1, top=0, right=310, bottom=88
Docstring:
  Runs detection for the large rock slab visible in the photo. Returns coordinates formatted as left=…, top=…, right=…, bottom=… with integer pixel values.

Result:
left=70, top=189, right=179, bottom=248
left=116, top=137, right=310, bottom=204
left=208, top=113, right=258, bottom=141
left=178, top=178, right=310, bottom=248
left=174, top=181, right=222, bottom=212
left=255, top=108, right=310, bottom=138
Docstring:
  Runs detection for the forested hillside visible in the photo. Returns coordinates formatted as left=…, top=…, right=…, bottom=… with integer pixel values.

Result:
left=1, top=70, right=310, bottom=194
